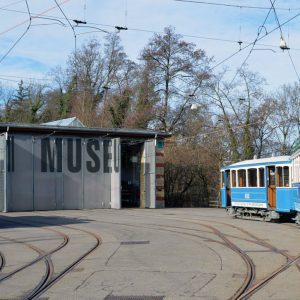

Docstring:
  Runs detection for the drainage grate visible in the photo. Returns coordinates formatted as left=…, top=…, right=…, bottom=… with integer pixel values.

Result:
left=104, top=296, right=164, bottom=300
left=120, top=240, right=150, bottom=245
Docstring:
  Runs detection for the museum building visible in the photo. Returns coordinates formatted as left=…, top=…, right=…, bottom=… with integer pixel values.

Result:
left=0, top=118, right=170, bottom=212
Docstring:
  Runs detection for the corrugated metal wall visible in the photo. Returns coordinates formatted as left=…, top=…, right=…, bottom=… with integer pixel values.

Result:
left=0, top=134, right=5, bottom=211
left=6, top=133, right=120, bottom=211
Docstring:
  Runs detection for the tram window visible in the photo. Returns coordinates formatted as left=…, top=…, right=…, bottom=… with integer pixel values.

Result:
left=269, top=167, right=276, bottom=185
left=238, top=169, right=246, bottom=187
left=276, top=167, right=283, bottom=187
left=259, top=168, right=265, bottom=187
left=248, top=168, right=257, bottom=187
left=231, top=170, right=237, bottom=187
left=284, top=166, right=289, bottom=187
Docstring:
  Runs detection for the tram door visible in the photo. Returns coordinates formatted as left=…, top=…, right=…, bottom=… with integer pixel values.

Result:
left=225, top=170, right=231, bottom=206
left=267, top=166, right=276, bottom=208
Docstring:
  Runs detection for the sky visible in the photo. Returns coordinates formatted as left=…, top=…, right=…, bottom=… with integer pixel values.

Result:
left=1, top=0, right=300, bottom=91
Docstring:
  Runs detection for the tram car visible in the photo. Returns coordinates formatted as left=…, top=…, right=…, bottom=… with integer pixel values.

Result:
left=291, top=147, right=300, bottom=225
left=220, top=156, right=298, bottom=221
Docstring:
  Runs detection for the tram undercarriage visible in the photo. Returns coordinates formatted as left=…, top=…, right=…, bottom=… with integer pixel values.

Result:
left=227, top=207, right=281, bottom=222
left=293, top=213, right=300, bottom=225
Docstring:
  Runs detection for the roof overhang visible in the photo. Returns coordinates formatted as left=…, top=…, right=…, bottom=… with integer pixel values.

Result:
left=1, top=123, right=172, bottom=139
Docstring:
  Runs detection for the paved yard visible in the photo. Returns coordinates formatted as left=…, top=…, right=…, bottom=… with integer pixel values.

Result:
left=0, top=208, right=299, bottom=299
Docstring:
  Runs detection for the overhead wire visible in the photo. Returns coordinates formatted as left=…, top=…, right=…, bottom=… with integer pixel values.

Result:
left=269, top=0, right=300, bottom=82
left=1, top=5, right=300, bottom=51
left=74, top=25, right=108, bottom=34
left=174, top=0, right=300, bottom=11
left=210, top=9, right=300, bottom=71
left=53, top=0, right=76, bottom=53
left=287, top=51, right=300, bottom=82
left=0, top=0, right=25, bottom=10
left=0, top=1, right=300, bottom=89
left=83, top=0, right=86, bottom=22
left=0, top=0, right=71, bottom=36
left=222, top=0, right=276, bottom=88
left=124, top=0, right=128, bottom=27
left=270, top=0, right=283, bottom=36
left=31, top=16, right=66, bottom=27
left=0, top=74, right=52, bottom=81
left=0, top=0, right=31, bottom=64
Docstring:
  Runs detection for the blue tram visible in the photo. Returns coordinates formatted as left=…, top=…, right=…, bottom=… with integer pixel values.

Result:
left=220, top=156, right=298, bottom=221
left=291, top=148, right=300, bottom=224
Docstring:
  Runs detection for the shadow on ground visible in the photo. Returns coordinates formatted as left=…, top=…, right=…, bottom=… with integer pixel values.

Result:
left=0, top=213, right=93, bottom=229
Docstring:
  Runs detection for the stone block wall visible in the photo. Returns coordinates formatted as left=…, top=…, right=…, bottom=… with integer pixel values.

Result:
left=155, top=148, right=165, bottom=208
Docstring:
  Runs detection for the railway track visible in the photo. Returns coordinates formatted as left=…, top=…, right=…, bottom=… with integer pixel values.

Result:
left=0, top=216, right=102, bottom=299
left=59, top=209, right=300, bottom=300
left=27, top=226, right=101, bottom=299
left=2, top=209, right=299, bottom=299
left=48, top=210, right=257, bottom=299
left=236, top=254, right=300, bottom=299
left=0, top=233, right=55, bottom=300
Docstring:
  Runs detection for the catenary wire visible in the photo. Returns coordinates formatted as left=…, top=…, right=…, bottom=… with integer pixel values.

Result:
left=0, top=0, right=25, bottom=10
left=210, top=9, right=300, bottom=71
left=270, top=0, right=283, bottom=35
left=269, top=1, right=300, bottom=82
left=1, top=6, right=300, bottom=51
left=287, top=50, right=300, bottom=82
left=54, top=0, right=76, bottom=53
left=174, top=0, right=300, bottom=11
left=0, top=74, right=52, bottom=81
left=223, top=0, right=276, bottom=89
left=0, top=0, right=71, bottom=36
left=0, top=2, right=299, bottom=87
left=0, top=0, right=31, bottom=64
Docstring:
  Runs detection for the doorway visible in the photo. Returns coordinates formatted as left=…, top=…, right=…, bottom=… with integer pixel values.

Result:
left=267, top=166, right=276, bottom=209
left=225, top=170, right=231, bottom=206
left=121, top=141, right=143, bottom=208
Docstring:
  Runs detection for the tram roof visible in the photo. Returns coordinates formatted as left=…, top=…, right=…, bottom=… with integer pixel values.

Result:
left=221, top=156, right=291, bottom=169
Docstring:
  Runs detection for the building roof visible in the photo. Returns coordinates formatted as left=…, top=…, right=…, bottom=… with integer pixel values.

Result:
left=42, top=117, right=85, bottom=127
left=221, top=156, right=291, bottom=170
left=0, top=122, right=171, bottom=139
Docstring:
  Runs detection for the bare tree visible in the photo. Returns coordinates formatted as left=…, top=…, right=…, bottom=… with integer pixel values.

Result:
left=140, top=26, right=211, bottom=132
left=252, top=98, right=276, bottom=158
left=206, top=67, right=266, bottom=162
left=270, top=84, right=299, bottom=155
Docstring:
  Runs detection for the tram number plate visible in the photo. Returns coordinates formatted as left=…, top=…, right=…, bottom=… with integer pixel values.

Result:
left=244, top=193, right=250, bottom=199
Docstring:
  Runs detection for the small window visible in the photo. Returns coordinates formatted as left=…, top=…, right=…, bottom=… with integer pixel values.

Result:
left=248, top=168, right=257, bottom=187
left=238, top=169, right=246, bottom=187
left=259, top=168, right=265, bottom=187
left=283, top=166, right=289, bottom=187
left=269, top=167, right=276, bottom=185
left=277, top=167, right=283, bottom=187
left=231, top=170, right=237, bottom=187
